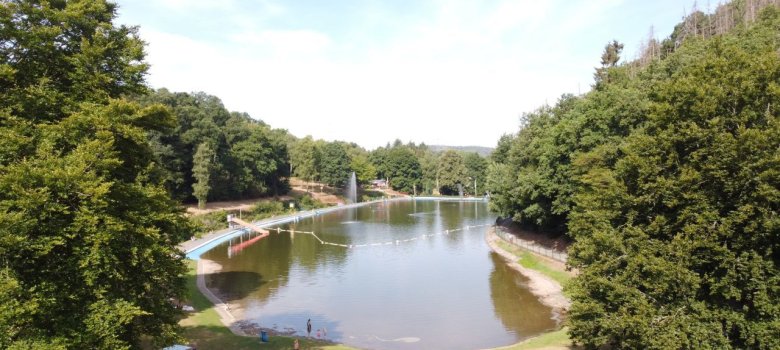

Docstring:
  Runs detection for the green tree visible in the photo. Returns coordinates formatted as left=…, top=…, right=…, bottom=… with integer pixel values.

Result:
left=319, top=142, right=351, bottom=187
left=594, top=40, right=624, bottom=86
left=137, top=90, right=290, bottom=201
left=463, top=152, right=487, bottom=195
left=290, top=136, right=320, bottom=187
left=0, top=2, right=192, bottom=348
left=568, top=15, right=780, bottom=348
left=490, top=134, right=514, bottom=164
left=485, top=161, right=516, bottom=217
left=437, top=150, right=468, bottom=195
left=418, top=150, right=440, bottom=195
left=191, top=142, right=214, bottom=209
left=385, top=147, right=422, bottom=193
left=369, top=147, right=390, bottom=180
left=349, top=151, right=376, bottom=185
left=0, top=0, right=147, bottom=124
left=1, top=101, right=192, bottom=349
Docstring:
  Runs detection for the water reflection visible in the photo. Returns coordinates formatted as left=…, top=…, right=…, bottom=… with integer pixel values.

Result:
left=488, top=252, right=558, bottom=336
left=201, top=200, right=556, bottom=350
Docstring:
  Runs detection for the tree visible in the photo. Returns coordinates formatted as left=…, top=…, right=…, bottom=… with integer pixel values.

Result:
left=385, top=147, right=422, bottom=193
left=349, top=151, right=376, bottom=185
left=463, top=152, right=487, bottom=195
left=319, top=142, right=351, bottom=187
left=437, top=150, right=468, bottom=195
left=564, top=7, right=780, bottom=349
left=594, top=40, right=624, bottom=86
left=418, top=150, right=440, bottom=195
left=191, top=142, right=214, bottom=209
left=137, top=90, right=290, bottom=201
left=1, top=101, right=193, bottom=349
left=0, top=2, right=192, bottom=348
left=290, top=136, right=320, bottom=187
left=490, top=134, right=515, bottom=164
left=0, top=0, right=148, bottom=124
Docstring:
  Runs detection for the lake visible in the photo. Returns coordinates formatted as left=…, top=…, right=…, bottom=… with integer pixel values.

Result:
left=200, top=199, right=556, bottom=349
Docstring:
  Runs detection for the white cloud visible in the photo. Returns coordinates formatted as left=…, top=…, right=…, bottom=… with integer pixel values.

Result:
left=122, top=0, right=673, bottom=149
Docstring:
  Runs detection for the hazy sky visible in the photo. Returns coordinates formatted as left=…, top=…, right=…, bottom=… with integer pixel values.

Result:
left=115, top=0, right=699, bottom=149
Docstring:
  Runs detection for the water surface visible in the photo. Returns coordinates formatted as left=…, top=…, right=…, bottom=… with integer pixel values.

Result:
left=201, top=200, right=556, bottom=349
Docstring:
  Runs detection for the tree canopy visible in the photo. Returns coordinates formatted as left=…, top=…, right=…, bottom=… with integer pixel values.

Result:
left=487, top=1, right=780, bottom=348
left=319, top=142, right=351, bottom=188
left=137, top=89, right=291, bottom=205
left=0, top=1, right=191, bottom=348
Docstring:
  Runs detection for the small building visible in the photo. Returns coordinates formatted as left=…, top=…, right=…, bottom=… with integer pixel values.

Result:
left=370, top=179, right=387, bottom=188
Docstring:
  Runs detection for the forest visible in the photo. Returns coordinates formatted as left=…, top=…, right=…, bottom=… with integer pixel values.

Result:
left=486, top=0, right=779, bottom=348
left=135, top=88, right=489, bottom=208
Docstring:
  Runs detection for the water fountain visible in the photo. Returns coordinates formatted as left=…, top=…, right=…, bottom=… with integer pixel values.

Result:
left=346, top=171, right=357, bottom=203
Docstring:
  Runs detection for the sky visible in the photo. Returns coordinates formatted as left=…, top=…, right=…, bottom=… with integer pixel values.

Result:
left=114, top=0, right=702, bottom=150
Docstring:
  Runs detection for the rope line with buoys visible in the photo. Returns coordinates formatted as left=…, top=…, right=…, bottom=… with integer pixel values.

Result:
left=266, top=223, right=492, bottom=249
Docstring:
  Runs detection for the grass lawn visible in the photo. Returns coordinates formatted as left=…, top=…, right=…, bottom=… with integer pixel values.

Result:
left=497, top=328, right=572, bottom=350
left=495, top=240, right=573, bottom=287
left=180, top=259, right=355, bottom=350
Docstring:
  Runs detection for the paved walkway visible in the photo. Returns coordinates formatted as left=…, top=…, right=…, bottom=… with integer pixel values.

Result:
left=178, top=212, right=302, bottom=254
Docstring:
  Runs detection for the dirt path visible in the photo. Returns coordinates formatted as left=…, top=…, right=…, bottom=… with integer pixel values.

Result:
left=485, top=227, right=572, bottom=314
left=185, top=196, right=294, bottom=216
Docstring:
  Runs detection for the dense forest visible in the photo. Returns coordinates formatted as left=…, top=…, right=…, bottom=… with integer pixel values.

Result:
left=134, top=89, right=489, bottom=207
left=487, top=0, right=780, bottom=348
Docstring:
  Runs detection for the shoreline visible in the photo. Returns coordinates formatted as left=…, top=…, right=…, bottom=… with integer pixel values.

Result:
left=196, top=258, right=246, bottom=336
left=484, top=226, right=572, bottom=322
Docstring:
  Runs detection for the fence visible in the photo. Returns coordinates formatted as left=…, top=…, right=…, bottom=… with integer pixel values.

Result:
left=494, top=226, right=568, bottom=263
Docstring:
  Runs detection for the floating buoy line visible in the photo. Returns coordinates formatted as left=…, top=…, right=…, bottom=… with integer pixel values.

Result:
left=267, top=223, right=493, bottom=249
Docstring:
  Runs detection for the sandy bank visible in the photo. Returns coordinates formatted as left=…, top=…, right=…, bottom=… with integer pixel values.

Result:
left=485, top=227, right=571, bottom=315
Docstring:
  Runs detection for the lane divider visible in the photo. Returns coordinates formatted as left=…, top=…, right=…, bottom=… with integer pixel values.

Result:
left=261, top=224, right=492, bottom=249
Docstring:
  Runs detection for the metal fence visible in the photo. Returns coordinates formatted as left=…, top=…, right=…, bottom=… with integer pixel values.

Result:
left=494, top=226, right=569, bottom=263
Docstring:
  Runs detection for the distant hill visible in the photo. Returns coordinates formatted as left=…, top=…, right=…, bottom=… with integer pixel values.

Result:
left=428, top=145, right=493, bottom=157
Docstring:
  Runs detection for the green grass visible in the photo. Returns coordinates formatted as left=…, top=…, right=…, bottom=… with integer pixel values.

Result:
left=180, top=259, right=356, bottom=350
left=498, top=327, right=572, bottom=350
left=495, top=240, right=573, bottom=287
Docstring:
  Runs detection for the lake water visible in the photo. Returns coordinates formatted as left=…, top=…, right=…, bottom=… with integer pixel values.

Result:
left=200, top=200, right=556, bottom=349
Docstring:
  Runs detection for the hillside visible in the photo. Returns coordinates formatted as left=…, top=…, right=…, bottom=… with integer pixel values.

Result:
left=428, top=145, right=493, bottom=157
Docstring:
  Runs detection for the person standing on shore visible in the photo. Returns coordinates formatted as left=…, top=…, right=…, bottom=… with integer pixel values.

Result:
left=307, top=319, right=312, bottom=337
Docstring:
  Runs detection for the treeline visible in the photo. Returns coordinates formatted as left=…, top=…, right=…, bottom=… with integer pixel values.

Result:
left=135, top=89, right=291, bottom=207
left=139, top=90, right=490, bottom=208
left=487, top=1, right=779, bottom=348
left=291, top=138, right=487, bottom=196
